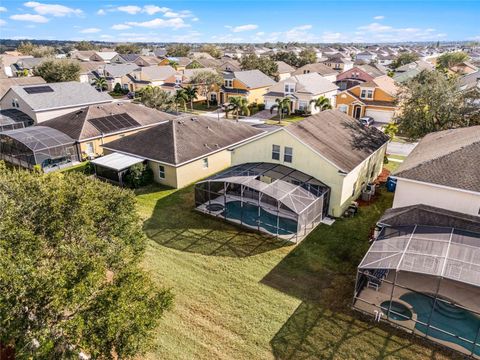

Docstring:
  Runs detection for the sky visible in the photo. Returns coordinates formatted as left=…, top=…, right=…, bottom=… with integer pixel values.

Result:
left=0, top=0, right=479, bottom=43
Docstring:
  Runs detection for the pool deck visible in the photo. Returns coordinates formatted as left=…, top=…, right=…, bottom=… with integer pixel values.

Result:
left=354, top=271, right=480, bottom=358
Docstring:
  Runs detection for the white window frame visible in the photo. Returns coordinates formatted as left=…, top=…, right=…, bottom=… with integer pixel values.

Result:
left=272, top=144, right=280, bottom=161
left=360, top=88, right=374, bottom=100
left=159, top=165, right=165, bottom=179
left=284, top=83, right=295, bottom=94
left=224, top=79, right=233, bottom=88
left=284, top=147, right=293, bottom=163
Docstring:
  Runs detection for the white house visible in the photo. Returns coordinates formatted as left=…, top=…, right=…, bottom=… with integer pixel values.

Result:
left=392, top=126, right=480, bottom=217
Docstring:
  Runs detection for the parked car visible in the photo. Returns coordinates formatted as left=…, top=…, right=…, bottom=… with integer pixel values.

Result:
left=360, top=116, right=375, bottom=126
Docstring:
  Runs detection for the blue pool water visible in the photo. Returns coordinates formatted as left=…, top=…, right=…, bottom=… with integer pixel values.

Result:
left=380, top=301, right=412, bottom=321
left=400, top=292, right=480, bottom=355
left=222, top=201, right=298, bottom=235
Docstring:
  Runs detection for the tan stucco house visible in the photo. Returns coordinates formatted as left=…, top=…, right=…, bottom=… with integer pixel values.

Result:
left=219, top=70, right=276, bottom=105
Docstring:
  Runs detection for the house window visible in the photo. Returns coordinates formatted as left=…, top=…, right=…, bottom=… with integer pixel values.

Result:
left=210, top=93, right=217, bottom=101
left=159, top=165, right=165, bottom=179
left=338, top=104, right=348, bottom=113
left=284, top=147, right=293, bottom=163
left=175, top=76, right=182, bottom=85
left=272, top=144, right=280, bottom=160
left=298, top=101, right=308, bottom=110
left=202, top=158, right=209, bottom=169
left=11, top=99, right=19, bottom=108
left=284, top=83, right=295, bottom=94
left=360, top=89, right=374, bottom=100
left=303, top=70, right=310, bottom=74
left=224, top=79, right=233, bottom=88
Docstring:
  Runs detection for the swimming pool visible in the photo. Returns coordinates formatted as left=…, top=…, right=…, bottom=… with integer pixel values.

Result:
left=380, top=301, right=412, bottom=321
left=400, top=292, right=480, bottom=356
left=222, top=201, right=298, bottom=235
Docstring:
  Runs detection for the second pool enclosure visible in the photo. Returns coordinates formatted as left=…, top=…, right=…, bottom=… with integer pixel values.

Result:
left=194, top=162, right=330, bottom=242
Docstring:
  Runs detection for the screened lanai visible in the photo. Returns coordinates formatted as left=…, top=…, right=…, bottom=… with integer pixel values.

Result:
left=195, top=163, right=330, bottom=242
left=354, top=225, right=480, bottom=358
left=0, top=126, right=79, bottom=171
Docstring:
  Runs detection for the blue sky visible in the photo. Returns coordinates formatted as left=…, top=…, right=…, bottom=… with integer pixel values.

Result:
left=0, top=1, right=479, bottom=43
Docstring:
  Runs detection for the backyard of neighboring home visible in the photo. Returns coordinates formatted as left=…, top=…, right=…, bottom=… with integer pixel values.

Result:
left=135, top=183, right=460, bottom=359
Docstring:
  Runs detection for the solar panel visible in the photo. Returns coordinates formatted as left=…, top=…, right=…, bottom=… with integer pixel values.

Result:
left=23, top=86, right=54, bottom=94
left=88, top=113, right=140, bottom=134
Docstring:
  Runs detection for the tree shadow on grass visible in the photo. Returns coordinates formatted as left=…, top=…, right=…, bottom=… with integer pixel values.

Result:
left=141, top=184, right=292, bottom=257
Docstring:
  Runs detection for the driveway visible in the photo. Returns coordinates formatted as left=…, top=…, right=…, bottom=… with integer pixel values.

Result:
left=387, top=141, right=418, bottom=156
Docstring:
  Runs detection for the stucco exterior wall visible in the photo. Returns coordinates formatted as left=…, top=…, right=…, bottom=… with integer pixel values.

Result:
left=393, top=179, right=480, bottom=217
left=149, top=161, right=178, bottom=188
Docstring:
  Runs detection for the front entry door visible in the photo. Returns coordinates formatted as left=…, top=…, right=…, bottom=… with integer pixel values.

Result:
left=353, top=105, right=362, bottom=119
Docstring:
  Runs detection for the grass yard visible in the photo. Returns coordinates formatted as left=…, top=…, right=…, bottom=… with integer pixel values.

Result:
left=385, top=155, right=406, bottom=173
left=265, top=115, right=305, bottom=126
left=135, top=184, right=459, bottom=360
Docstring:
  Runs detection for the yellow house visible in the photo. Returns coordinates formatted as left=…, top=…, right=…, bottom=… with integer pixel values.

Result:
left=101, top=115, right=265, bottom=188
left=40, top=102, right=174, bottom=160
left=230, top=110, right=389, bottom=217
left=335, top=75, right=398, bottom=123
left=158, top=57, right=193, bottom=71
left=219, top=70, right=276, bottom=105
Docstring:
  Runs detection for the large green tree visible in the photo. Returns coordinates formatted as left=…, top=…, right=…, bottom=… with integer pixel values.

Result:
left=115, top=44, right=140, bottom=54
left=189, top=70, right=224, bottom=108
left=225, top=96, right=250, bottom=121
left=297, top=48, right=317, bottom=67
left=391, top=52, right=420, bottom=69
left=270, top=97, right=292, bottom=123
left=240, top=54, right=278, bottom=78
left=270, top=51, right=300, bottom=68
left=199, top=44, right=221, bottom=59
left=137, top=86, right=175, bottom=112
left=436, top=51, right=470, bottom=70
left=17, top=41, right=55, bottom=58
left=166, top=44, right=191, bottom=57
left=33, top=59, right=81, bottom=82
left=75, top=41, right=98, bottom=51
left=0, top=163, right=173, bottom=359
left=395, top=70, right=480, bottom=140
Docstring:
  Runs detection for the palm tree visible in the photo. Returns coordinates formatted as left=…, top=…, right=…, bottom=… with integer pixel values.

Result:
left=225, top=96, right=250, bottom=121
left=168, top=60, right=179, bottom=70
left=183, top=86, right=198, bottom=112
left=270, top=98, right=292, bottom=123
left=174, top=88, right=189, bottom=113
left=309, top=96, right=332, bottom=112
left=92, top=77, right=107, bottom=92
left=137, top=85, right=174, bottom=112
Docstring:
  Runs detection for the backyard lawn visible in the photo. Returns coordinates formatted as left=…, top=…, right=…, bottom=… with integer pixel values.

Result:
left=135, top=184, right=459, bottom=360
left=265, top=114, right=305, bottom=126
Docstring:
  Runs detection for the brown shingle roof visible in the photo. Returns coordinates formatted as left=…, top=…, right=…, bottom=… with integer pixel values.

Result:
left=103, top=116, right=265, bottom=165
left=285, top=110, right=389, bottom=172
left=394, top=126, right=480, bottom=192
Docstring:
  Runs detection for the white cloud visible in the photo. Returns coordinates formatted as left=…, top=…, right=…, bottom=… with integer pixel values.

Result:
left=229, top=24, right=258, bottom=32
left=320, top=31, right=346, bottom=42
left=469, top=35, right=480, bottom=41
left=164, top=10, right=194, bottom=18
left=24, top=1, right=82, bottom=17
left=373, top=15, right=385, bottom=20
left=284, top=25, right=316, bottom=41
left=100, top=34, right=113, bottom=39
left=10, top=13, right=49, bottom=23
left=117, top=5, right=142, bottom=14
left=0, top=19, right=6, bottom=26
left=111, top=24, right=131, bottom=30
left=80, top=27, right=101, bottom=34
left=96, top=9, right=106, bottom=15
left=0, top=6, right=7, bottom=12
left=126, top=17, right=188, bottom=29
left=211, top=34, right=244, bottom=43
left=357, top=22, right=447, bottom=42
left=143, top=5, right=170, bottom=15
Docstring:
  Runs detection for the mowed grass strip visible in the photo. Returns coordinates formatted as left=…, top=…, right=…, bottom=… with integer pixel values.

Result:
left=136, top=184, right=460, bottom=360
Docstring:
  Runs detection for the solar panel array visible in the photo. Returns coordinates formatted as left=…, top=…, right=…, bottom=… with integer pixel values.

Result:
left=23, top=86, right=54, bottom=94
left=88, top=113, right=140, bottom=134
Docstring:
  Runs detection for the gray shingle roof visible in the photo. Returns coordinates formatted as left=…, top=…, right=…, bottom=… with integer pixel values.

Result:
left=285, top=110, right=389, bottom=172
left=103, top=116, right=265, bottom=165
left=0, top=76, right=46, bottom=98
left=267, top=73, right=338, bottom=95
left=394, top=126, right=480, bottom=192
left=275, top=61, right=295, bottom=74
left=292, top=63, right=337, bottom=76
left=8, top=82, right=113, bottom=112
left=104, top=63, right=140, bottom=78
left=233, top=70, right=276, bottom=89
left=140, top=65, right=176, bottom=81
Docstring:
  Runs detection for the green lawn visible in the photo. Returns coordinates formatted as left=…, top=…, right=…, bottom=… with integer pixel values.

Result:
left=385, top=155, right=406, bottom=173
left=265, top=115, right=305, bottom=126
left=135, top=184, right=458, bottom=360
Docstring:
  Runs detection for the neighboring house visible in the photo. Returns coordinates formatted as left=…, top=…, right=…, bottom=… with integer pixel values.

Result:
left=219, top=70, right=276, bottom=105
left=392, top=68, right=422, bottom=84
left=395, top=60, right=434, bottom=73
left=218, top=59, right=241, bottom=72
left=449, top=61, right=478, bottom=75
left=111, top=53, right=141, bottom=64
left=40, top=102, right=174, bottom=159
left=230, top=110, right=389, bottom=217
left=158, top=57, right=192, bottom=70
left=292, top=62, right=338, bottom=82
left=458, top=70, right=480, bottom=93
left=321, top=55, right=354, bottom=72
left=12, top=58, right=46, bottom=76
left=100, top=116, right=265, bottom=188
left=190, top=52, right=215, bottom=60
left=274, top=61, right=295, bottom=81
left=125, top=65, right=177, bottom=92
left=355, top=51, right=377, bottom=63
left=161, top=68, right=218, bottom=99
left=78, top=61, right=104, bottom=84
left=264, top=73, right=338, bottom=114
left=335, top=75, right=398, bottom=123
left=70, top=51, right=96, bottom=62
left=99, top=63, right=140, bottom=91
left=0, top=82, right=113, bottom=123
left=89, top=51, right=118, bottom=63
left=336, top=65, right=385, bottom=90
left=193, top=58, right=221, bottom=69
left=376, top=54, right=395, bottom=66
left=0, top=76, right=46, bottom=99
left=392, top=126, right=480, bottom=217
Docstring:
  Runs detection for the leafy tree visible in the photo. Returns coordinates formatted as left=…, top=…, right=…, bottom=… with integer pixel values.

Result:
left=240, top=54, right=278, bottom=78
left=168, top=60, right=179, bottom=70
left=270, top=98, right=292, bottom=123
left=436, top=51, right=469, bottom=70
left=309, top=96, right=332, bottom=112
left=225, top=96, right=250, bottom=121
left=391, top=53, right=420, bottom=69
left=17, top=41, right=55, bottom=58
left=183, top=86, right=198, bottom=112
left=0, top=163, right=173, bottom=359
left=137, top=86, right=175, bottom=112
left=93, top=77, right=108, bottom=92
left=394, top=70, right=480, bottom=140
left=115, top=44, right=140, bottom=54
left=124, top=163, right=153, bottom=188
left=186, top=60, right=202, bottom=69
left=166, top=44, right=191, bottom=57
left=75, top=41, right=98, bottom=51
left=189, top=70, right=224, bottom=108
left=270, top=51, right=300, bottom=68
left=199, top=44, right=222, bottom=59
left=33, top=59, right=81, bottom=82
left=382, top=122, right=399, bottom=140
left=173, top=88, right=189, bottom=113
left=298, top=48, right=317, bottom=67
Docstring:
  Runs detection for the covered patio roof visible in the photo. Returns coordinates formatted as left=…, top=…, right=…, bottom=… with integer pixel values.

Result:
left=91, top=152, right=144, bottom=171
left=359, top=225, right=480, bottom=288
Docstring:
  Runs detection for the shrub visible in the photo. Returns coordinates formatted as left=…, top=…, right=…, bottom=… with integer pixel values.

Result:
left=258, top=103, right=265, bottom=111
left=114, top=83, right=122, bottom=93
left=124, top=163, right=154, bottom=188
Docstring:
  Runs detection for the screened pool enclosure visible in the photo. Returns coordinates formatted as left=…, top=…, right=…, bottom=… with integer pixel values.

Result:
left=195, top=163, right=330, bottom=242
left=0, top=126, right=79, bottom=171
left=354, top=225, right=480, bottom=358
